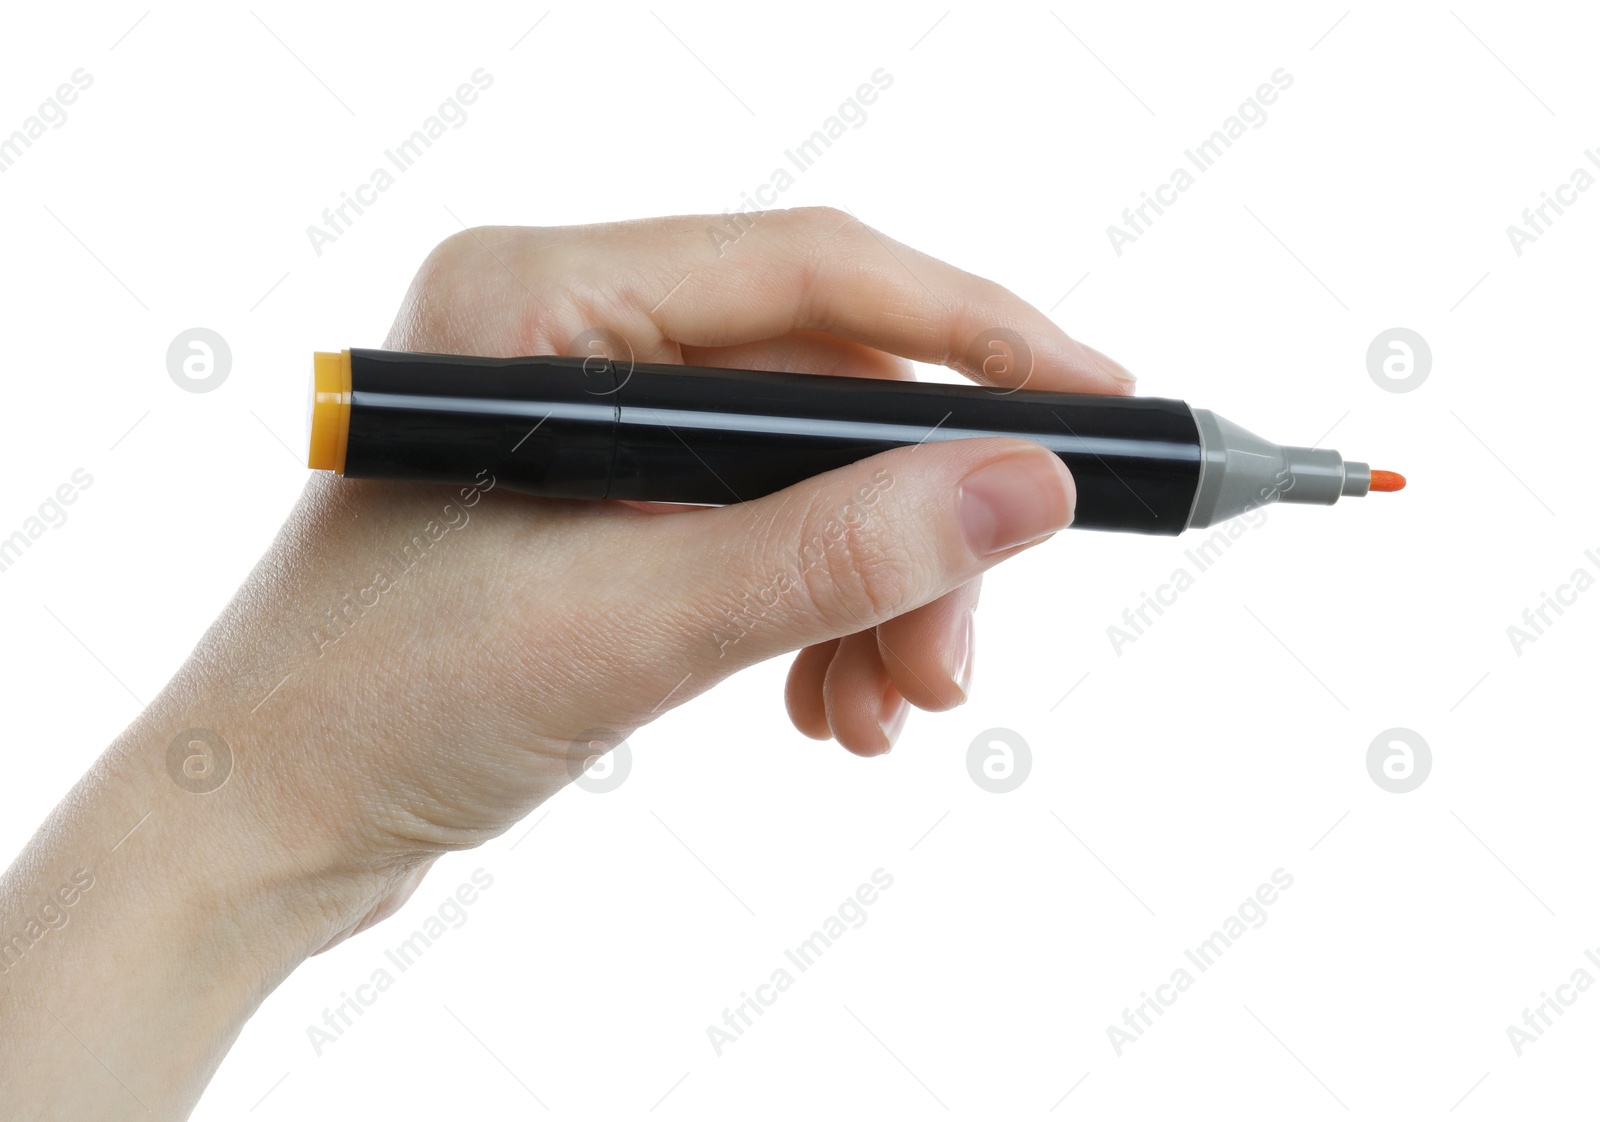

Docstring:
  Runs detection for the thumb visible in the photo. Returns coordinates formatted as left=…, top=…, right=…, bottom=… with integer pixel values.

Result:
left=650, top=437, right=1075, bottom=675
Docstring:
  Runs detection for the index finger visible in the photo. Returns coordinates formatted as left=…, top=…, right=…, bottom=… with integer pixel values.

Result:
left=598, top=208, right=1137, bottom=396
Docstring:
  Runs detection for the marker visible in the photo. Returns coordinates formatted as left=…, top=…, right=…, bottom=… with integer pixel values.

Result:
left=305, top=349, right=1402, bottom=535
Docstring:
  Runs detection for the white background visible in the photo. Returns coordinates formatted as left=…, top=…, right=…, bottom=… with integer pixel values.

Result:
left=1, top=2, right=1596, bottom=1118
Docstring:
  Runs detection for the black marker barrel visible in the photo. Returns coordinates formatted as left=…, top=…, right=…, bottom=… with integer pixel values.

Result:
left=308, top=349, right=1393, bottom=535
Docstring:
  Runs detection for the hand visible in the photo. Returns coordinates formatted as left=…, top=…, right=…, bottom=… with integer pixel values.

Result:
left=0, top=208, right=1132, bottom=1117
left=341, top=206, right=1131, bottom=840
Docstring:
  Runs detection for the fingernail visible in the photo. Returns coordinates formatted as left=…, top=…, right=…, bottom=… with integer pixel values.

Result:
left=878, top=685, right=909, bottom=752
left=949, top=611, right=974, bottom=703
left=1084, top=343, right=1137, bottom=386
left=958, top=450, right=1074, bottom=557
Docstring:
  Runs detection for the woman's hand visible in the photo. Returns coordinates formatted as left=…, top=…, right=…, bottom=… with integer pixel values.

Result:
left=325, top=206, right=1130, bottom=854
left=0, top=208, right=1132, bottom=1118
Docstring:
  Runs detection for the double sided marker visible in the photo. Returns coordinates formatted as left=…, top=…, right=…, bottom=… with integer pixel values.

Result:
left=307, top=348, right=1402, bottom=535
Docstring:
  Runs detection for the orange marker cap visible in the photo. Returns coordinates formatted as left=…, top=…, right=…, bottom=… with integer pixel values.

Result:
left=307, top=350, right=352, bottom=473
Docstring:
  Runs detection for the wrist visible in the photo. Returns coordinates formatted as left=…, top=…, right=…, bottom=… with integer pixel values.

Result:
left=0, top=696, right=391, bottom=1116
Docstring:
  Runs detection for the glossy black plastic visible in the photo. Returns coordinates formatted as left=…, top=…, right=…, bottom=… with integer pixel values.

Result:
left=341, top=349, right=1204, bottom=534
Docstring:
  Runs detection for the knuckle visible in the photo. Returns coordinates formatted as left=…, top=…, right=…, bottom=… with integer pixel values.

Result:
left=780, top=207, right=862, bottom=323
left=396, top=226, right=568, bottom=354
left=793, top=498, right=916, bottom=631
left=420, top=226, right=542, bottom=289
left=402, top=228, right=488, bottom=313
left=424, top=227, right=486, bottom=275
left=788, top=204, right=854, bottom=236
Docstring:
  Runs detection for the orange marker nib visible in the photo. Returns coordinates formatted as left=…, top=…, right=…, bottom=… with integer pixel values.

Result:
left=1369, top=470, right=1406, bottom=493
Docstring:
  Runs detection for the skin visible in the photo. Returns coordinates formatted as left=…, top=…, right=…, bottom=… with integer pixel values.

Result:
left=0, top=208, right=1133, bottom=1118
